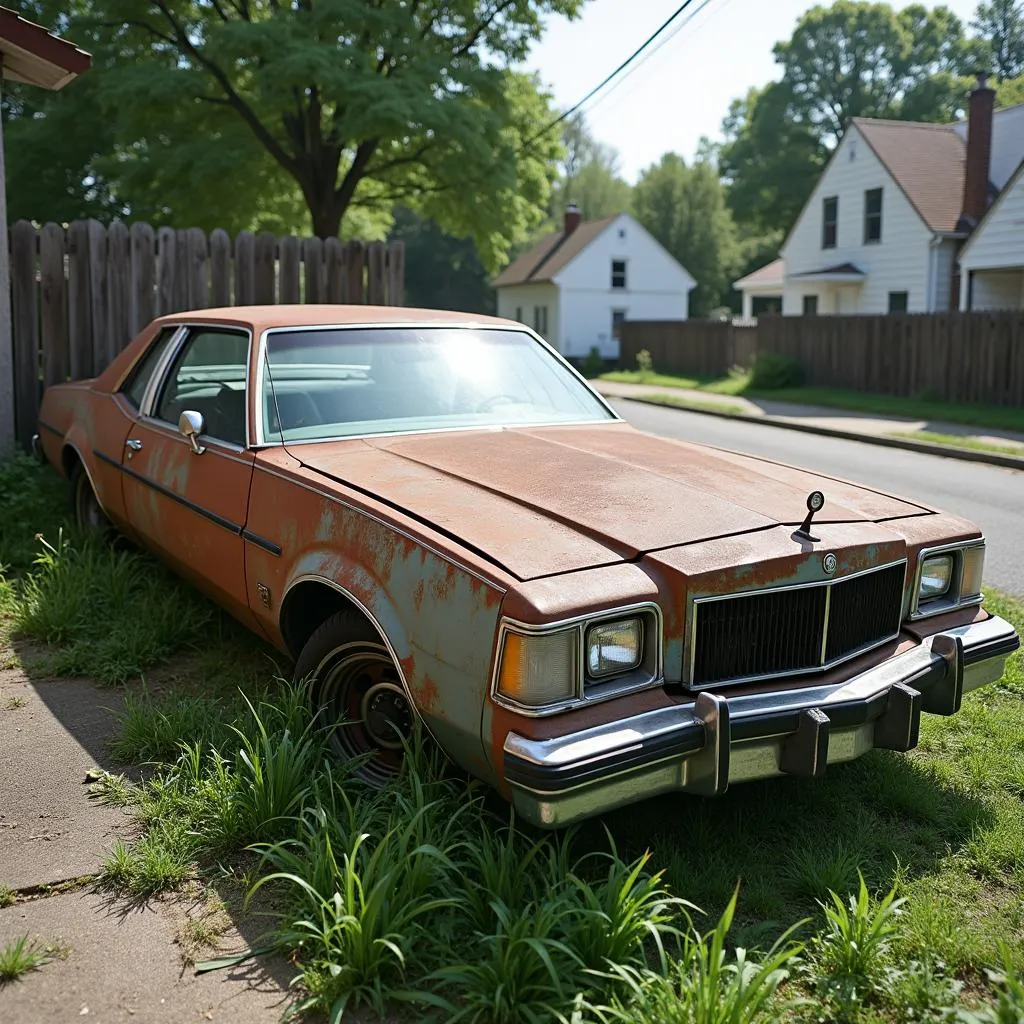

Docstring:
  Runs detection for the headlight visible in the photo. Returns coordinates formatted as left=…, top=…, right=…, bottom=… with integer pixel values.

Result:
left=586, top=618, right=642, bottom=678
left=912, top=541, right=986, bottom=618
left=918, top=554, right=954, bottom=604
left=496, top=629, right=577, bottom=709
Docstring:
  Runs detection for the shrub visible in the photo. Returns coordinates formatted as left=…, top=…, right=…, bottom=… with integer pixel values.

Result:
left=582, top=346, right=605, bottom=379
left=635, top=349, right=654, bottom=379
left=749, top=352, right=805, bottom=390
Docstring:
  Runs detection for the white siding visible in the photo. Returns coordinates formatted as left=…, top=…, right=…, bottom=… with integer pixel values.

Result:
left=952, top=104, right=1024, bottom=191
left=494, top=283, right=560, bottom=348
left=968, top=269, right=1024, bottom=310
left=959, top=165, right=1024, bottom=273
left=558, top=288, right=689, bottom=359
left=781, top=126, right=935, bottom=313
left=931, top=239, right=958, bottom=311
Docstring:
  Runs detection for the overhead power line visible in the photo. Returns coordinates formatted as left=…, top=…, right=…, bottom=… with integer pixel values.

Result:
left=525, top=0, right=706, bottom=146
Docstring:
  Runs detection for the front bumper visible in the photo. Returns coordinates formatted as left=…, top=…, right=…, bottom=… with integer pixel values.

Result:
left=504, top=615, right=1019, bottom=828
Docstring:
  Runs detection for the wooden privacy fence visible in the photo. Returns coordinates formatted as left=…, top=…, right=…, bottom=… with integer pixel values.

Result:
left=619, top=320, right=758, bottom=380
left=620, top=312, right=1024, bottom=407
left=6, top=219, right=405, bottom=450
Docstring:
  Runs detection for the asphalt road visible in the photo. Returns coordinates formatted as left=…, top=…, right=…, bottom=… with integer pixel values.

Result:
left=610, top=398, right=1024, bottom=598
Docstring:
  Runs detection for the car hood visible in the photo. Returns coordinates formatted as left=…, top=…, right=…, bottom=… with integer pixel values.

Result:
left=296, top=422, right=932, bottom=581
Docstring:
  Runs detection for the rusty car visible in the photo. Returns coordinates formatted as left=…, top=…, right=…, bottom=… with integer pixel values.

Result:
left=33, top=306, right=1020, bottom=827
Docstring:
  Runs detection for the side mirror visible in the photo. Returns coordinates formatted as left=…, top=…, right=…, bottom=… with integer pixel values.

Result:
left=178, top=410, right=206, bottom=455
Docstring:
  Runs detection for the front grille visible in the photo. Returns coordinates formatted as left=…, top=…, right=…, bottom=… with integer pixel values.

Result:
left=690, top=562, right=906, bottom=687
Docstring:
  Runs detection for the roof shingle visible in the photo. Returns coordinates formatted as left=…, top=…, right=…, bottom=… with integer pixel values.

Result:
left=492, top=215, right=618, bottom=287
left=851, top=118, right=966, bottom=233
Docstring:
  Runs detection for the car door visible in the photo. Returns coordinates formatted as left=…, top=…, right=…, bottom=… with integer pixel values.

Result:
left=120, top=325, right=256, bottom=625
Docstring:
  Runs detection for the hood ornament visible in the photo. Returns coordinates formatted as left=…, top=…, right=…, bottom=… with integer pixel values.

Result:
left=794, top=490, right=825, bottom=543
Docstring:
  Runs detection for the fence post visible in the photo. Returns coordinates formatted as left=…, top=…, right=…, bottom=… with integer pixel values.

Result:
left=87, top=220, right=109, bottom=373
left=302, top=237, right=323, bottom=303
left=107, top=221, right=131, bottom=359
left=67, top=221, right=92, bottom=379
left=278, top=235, right=300, bottom=304
left=209, top=229, right=231, bottom=306
left=157, top=227, right=176, bottom=317
left=345, top=241, right=365, bottom=303
left=234, top=231, right=255, bottom=305
left=386, top=242, right=405, bottom=306
left=11, top=221, right=39, bottom=451
left=130, top=221, right=155, bottom=333
left=187, top=227, right=209, bottom=310
left=39, top=223, right=68, bottom=389
left=325, top=238, right=344, bottom=302
left=366, top=241, right=387, bottom=305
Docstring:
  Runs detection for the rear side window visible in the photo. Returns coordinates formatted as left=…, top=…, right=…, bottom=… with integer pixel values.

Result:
left=121, top=328, right=178, bottom=409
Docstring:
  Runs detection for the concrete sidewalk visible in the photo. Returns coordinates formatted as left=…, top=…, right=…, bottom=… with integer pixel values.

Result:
left=594, top=380, right=1024, bottom=467
left=0, top=660, right=291, bottom=1023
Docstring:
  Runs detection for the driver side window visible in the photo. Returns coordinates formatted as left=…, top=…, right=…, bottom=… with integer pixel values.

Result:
left=154, top=329, right=249, bottom=448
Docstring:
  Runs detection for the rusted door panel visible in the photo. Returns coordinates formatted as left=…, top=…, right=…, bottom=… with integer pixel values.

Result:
left=243, top=448, right=504, bottom=784
left=119, top=418, right=255, bottom=624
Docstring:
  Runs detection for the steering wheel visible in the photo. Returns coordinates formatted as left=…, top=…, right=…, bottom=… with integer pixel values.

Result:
left=476, top=393, right=521, bottom=413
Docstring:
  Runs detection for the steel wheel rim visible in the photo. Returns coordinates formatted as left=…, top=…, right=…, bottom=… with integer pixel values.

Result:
left=316, top=641, right=413, bottom=786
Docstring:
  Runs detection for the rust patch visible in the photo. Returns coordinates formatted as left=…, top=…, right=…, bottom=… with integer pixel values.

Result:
left=416, top=674, right=442, bottom=715
left=399, top=654, right=416, bottom=682
left=413, top=580, right=425, bottom=611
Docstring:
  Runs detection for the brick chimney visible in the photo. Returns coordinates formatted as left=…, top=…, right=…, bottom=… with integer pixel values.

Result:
left=564, top=202, right=582, bottom=236
left=959, top=71, right=996, bottom=230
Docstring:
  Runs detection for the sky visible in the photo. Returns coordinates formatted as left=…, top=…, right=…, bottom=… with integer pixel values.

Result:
left=524, top=0, right=981, bottom=183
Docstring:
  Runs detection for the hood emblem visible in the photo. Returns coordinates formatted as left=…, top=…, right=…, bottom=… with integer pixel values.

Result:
left=822, top=552, right=837, bottom=574
left=794, top=490, right=825, bottom=543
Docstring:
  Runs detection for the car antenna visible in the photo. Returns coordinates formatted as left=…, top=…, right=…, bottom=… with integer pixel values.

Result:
left=794, top=490, right=825, bottom=543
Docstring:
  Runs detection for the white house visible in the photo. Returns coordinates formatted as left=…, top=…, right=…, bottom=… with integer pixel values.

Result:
left=957, top=158, right=1024, bottom=309
left=493, top=208, right=696, bottom=359
left=735, top=75, right=1024, bottom=316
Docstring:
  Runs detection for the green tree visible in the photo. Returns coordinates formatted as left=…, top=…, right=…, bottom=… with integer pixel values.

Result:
left=719, top=83, right=826, bottom=236
left=632, top=153, right=740, bottom=318
left=549, top=114, right=632, bottom=221
left=388, top=207, right=495, bottom=314
left=972, top=0, right=1024, bottom=78
left=6, top=2, right=578, bottom=266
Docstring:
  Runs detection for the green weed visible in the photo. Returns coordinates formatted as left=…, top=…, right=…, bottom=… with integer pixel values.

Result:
left=111, top=690, right=235, bottom=763
left=0, top=935, right=63, bottom=983
left=0, top=884, right=15, bottom=908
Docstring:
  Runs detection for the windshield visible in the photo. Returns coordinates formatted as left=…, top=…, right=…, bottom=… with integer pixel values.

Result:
left=260, top=326, right=616, bottom=442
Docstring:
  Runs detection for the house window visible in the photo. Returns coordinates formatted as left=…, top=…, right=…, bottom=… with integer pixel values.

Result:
left=514, top=306, right=523, bottom=323
left=611, top=259, right=627, bottom=289
left=888, top=290, right=908, bottom=313
left=533, top=305, right=548, bottom=336
left=611, top=310, right=627, bottom=339
left=864, top=188, right=883, bottom=244
left=803, top=295, right=819, bottom=315
left=822, top=196, right=838, bottom=249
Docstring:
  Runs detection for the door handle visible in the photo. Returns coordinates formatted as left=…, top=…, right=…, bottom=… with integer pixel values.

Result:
left=125, top=439, right=144, bottom=451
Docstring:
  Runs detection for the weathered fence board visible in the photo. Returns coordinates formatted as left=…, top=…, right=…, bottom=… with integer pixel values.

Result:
left=621, top=312, right=1024, bottom=408
left=5, top=219, right=407, bottom=449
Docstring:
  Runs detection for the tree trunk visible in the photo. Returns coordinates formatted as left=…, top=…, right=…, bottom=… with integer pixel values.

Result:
left=310, top=199, right=344, bottom=240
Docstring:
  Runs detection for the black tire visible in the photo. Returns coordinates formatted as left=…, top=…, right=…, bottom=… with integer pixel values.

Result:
left=70, top=462, right=113, bottom=536
left=294, top=609, right=415, bottom=787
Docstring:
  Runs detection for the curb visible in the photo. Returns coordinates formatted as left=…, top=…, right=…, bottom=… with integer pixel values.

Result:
left=600, top=393, right=1024, bottom=472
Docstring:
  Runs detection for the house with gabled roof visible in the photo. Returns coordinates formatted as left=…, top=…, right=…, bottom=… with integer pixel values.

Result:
left=493, top=207, right=696, bottom=360
left=734, top=74, right=1024, bottom=317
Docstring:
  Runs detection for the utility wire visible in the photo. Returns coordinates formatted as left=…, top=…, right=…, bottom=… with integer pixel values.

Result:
left=523, top=0, right=705, bottom=146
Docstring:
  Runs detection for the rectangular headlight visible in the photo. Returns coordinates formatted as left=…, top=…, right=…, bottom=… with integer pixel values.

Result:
left=587, top=618, right=643, bottom=679
left=497, top=629, right=577, bottom=709
left=918, top=554, right=954, bottom=604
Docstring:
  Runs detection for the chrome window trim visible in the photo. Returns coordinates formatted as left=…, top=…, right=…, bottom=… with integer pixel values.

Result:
left=909, top=539, right=986, bottom=622
left=489, top=602, right=664, bottom=718
left=127, top=325, right=188, bottom=414
left=253, top=321, right=621, bottom=447
left=135, top=415, right=252, bottom=463
left=686, top=558, right=908, bottom=689
left=141, top=323, right=254, bottom=451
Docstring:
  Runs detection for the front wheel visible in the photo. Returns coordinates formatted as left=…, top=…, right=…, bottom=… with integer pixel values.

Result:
left=294, top=609, right=416, bottom=787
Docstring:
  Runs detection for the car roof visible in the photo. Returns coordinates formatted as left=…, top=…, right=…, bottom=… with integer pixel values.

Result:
left=155, top=304, right=519, bottom=333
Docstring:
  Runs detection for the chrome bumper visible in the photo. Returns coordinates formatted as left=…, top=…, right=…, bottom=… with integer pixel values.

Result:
left=503, top=615, right=1019, bottom=828
left=30, top=432, right=46, bottom=463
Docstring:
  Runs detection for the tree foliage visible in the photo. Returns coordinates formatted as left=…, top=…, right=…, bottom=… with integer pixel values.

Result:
left=632, top=154, right=740, bottom=318
left=5, top=0, right=580, bottom=267
left=548, top=114, right=633, bottom=221
left=972, top=0, right=1024, bottom=78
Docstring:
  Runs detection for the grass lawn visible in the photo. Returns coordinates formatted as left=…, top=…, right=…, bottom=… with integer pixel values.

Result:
left=600, top=370, right=1024, bottom=435
left=2, top=453, right=1023, bottom=1022
left=887, top=430, right=1024, bottom=457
